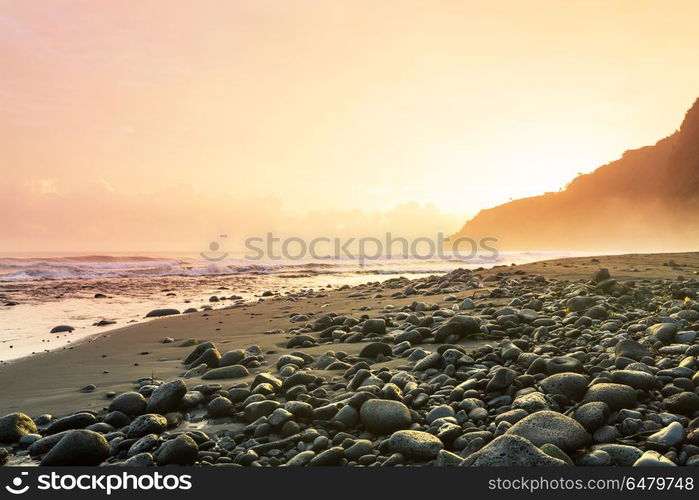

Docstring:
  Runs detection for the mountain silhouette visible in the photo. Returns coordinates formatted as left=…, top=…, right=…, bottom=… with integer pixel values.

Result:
left=451, top=97, right=699, bottom=251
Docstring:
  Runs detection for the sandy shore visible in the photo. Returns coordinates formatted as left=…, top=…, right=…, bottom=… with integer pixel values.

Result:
left=1, top=251, right=696, bottom=418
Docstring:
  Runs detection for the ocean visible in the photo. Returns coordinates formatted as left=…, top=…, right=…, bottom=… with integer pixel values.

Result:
left=0, top=251, right=583, bottom=362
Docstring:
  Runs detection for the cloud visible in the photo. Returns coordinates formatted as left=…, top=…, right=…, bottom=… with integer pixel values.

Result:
left=0, top=180, right=462, bottom=253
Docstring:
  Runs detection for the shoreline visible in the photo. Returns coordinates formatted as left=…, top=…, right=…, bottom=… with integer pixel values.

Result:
left=0, top=250, right=697, bottom=467
left=1, top=250, right=696, bottom=415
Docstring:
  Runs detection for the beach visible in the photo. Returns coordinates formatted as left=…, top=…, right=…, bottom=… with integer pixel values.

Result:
left=0, top=251, right=698, bottom=466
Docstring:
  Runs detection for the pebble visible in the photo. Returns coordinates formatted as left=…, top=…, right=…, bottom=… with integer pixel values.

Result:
left=360, top=400, right=412, bottom=435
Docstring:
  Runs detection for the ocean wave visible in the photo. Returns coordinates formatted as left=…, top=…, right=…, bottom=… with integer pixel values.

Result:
left=0, top=251, right=577, bottom=283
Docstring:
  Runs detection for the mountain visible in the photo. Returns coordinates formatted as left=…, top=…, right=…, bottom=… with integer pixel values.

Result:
left=450, top=98, right=699, bottom=252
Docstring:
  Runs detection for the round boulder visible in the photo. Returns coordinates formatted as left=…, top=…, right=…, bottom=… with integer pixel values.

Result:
left=360, top=399, right=411, bottom=435
left=109, top=392, right=147, bottom=416
left=582, top=383, right=637, bottom=411
left=146, top=379, right=187, bottom=414
left=388, top=430, right=443, bottom=460
left=41, top=430, right=109, bottom=466
left=156, top=434, right=198, bottom=466
left=539, top=373, right=588, bottom=401
left=0, top=413, right=38, bottom=444
left=505, top=410, right=590, bottom=452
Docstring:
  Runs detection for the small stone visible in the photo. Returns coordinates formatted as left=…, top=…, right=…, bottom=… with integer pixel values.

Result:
left=109, top=392, right=147, bottom=416
left=633, top=450, right=676, bottom=467
left=610, top=370, right=655, bottom=390
left=201, top=365, right=249, bottom=380
left=462, top=435, right=566, bottom=466
left=359, top=342, right=392, bottom=359
left=127, top=414, right=168, bottom=438
left=146, top=380, right=187, bottom=414
left=360, top=400, right=411, bottom=435
left=388, top=430, right=443, bottom=460
left=614, top=339, right=650, bottom=361
left=0, top=413, right=38, bottom=443
left=506, top=410, right=590, bottom=452
left=582, top=383, right=637, bottom=411
left=41, top=430, right=109, bottom=466
left=539, top=373, right=588, bottom=401
left=646, top=323, right=677, bottom=344
left=647, top=422, right=684, bottom=450
left=665, top=392, right=699, bottom=415
left=573, top=402, right=609, bottom=430
left=156, top=434, right=198, bottom=465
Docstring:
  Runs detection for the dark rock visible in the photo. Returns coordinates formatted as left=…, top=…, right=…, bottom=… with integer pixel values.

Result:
left=146, top=380, right=187, bottom=414
left=0, top=413, right=37, bottom=443
left=41, top=430, right=109, bottom=466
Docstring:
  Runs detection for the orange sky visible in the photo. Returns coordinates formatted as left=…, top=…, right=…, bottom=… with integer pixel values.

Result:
left=2, top=1, right=699, bottom=252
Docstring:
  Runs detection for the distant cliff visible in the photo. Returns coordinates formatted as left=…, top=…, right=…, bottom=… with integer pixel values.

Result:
left=450, top=98, right=699, bottom=251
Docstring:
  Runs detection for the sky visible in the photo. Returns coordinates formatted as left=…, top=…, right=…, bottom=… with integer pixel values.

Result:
left=2, top=0, right=699, bottom=252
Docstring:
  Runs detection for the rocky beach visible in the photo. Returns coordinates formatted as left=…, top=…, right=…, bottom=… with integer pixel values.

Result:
left=1, top=252, right=699, bottom=467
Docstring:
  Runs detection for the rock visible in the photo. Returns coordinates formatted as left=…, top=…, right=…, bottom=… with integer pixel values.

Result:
left=582, top=383, right=637, bottom=411
left=610, top=370, right=655, bottom=390
left=592, top=268, right=611, bottom=284
left=577, top=450, right=611, bottom=466
left=219, top=349, right=245, bottom=367
left=459, top=298, right=475, bottom=310
left=244, top=401, right=281, bottom=423
left=665, top=392, right=699, bottom=415
left=647, top=323, right=677, bottom=344
left=486, top=367, right=517, bottom=392
left=435, top=449, right=465, bottom=466
left=187, top=347, right=221, bottom=368
left=462, top=435, right=567, bottom=466
left=359, top=342, right=392, bottom=359
left=633, top=450, right=676, bottom=467
left=540, top=444, right=574, bottom=465
left=344, top=439, right=374, bottom=461
left=122, top=453, right=154, bottom=466
left=286, top=450, right=316, bottom=467
left=434, top=315, right=481, bottom=342
left=426, top=405, right=455, bottom=424
left=44, top=413, right=96, bottom=434
left=566, top=296, right=596, bottom=312
left=156, top=434, right=198, bottom=465
left=0, top=413, right=38, bottom=443
left=388, top=430, right=443, bottom=460
left=207, top=396, right=233, bottom=417
left=308, top=447, right=344, bottom=466
left=506, top=410, right=590, bottom=452
left=146, top=380, right=187, bottom=414
left=614, top=339, right=650, bottom=361
left=183, top=341, right=215, bottom=364
left=573, top=402, right=609, bottom=430
left=127, top=414, right=168, bottom=438
left=41, top=430, right=109, bottom=466
left=592, top=444, right=643, bottom=466
left=109, top=392, right=147, bottom=416
left=539, top=373, right=588, bottom=401
left=145, top=308, right=180, bottom=318
left=50, top=325, right=75, bottom=333
left=512, top=391, right=550, bottom=413
left=544, top=356, right=584, bottom=375
left=362, top=319, right=386, bottom=335
left=414, top=352, right=441, bottom=371
left=162, top=337, right=174, bottom=343
left=647, top=422, right=685, bottom=450
left=201, top=365, right=249, bottom=379
left=360, top=400, right=412, bottom=435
